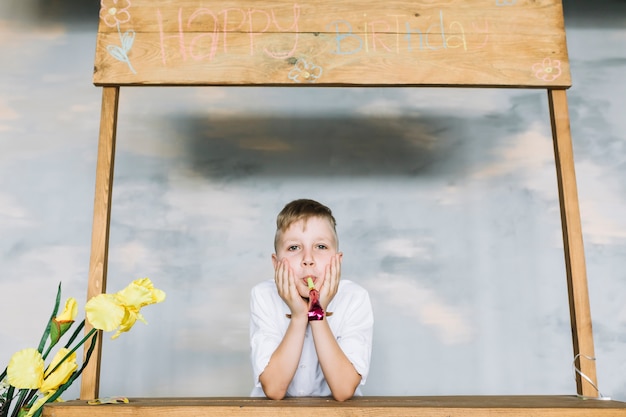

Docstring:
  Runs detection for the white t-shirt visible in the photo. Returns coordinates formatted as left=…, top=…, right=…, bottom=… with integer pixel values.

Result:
left=249, top=279, right=374, bottom=397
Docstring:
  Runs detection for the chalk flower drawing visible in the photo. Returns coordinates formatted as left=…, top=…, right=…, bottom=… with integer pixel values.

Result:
left=532, top=57, right=562, bottom=82
left=288, top=59, right=323, bottom=83
left=100, top=0, right=136, bottom=74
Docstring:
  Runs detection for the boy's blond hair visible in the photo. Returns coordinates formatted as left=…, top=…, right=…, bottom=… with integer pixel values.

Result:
left=274, top=199, right=338, bottom=250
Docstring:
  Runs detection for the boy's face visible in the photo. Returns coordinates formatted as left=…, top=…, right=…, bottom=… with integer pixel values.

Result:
left=272, top=216, right=341, bottom=298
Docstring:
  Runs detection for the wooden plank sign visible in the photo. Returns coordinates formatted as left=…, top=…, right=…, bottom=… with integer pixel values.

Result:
left=93, top=0, right=572, bottom=87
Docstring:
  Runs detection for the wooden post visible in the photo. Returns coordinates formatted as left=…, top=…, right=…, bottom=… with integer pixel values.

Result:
left=80, top=86, right=120, bottom=400
left=548, top=88, right=598, bottom=397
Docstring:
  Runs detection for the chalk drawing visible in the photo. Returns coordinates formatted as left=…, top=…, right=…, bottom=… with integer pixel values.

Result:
left=532, top=57, right=562, bottom=81
left=288, top=58, right=322, bottom=83
left=100, top=0, right=137, bottom=74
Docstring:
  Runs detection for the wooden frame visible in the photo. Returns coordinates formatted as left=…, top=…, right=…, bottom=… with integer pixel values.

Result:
left=44, top=0, right=626, bottom=415
left=44, top=396, right=626, bottom=416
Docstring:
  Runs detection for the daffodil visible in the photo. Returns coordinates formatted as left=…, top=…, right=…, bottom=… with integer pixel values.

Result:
left=7, top=348, right=44, bottom=389
left=86, top=278, right=165, bottom=339
left=116, top=278, right=166, bottom=309
left=49, top=298, right=77, bottom=345
left=25, top=391, right=57, bottom=417
left=2, top=279, right=164, bottom=417
left=85, top=293, right=125, bottom=332
left=56, top=298, right=77, bottom=322
left=40, top=348, right=77, bottom=393
left=111, top=309, right=139, bottom=340
left=23, top=349, right=76, bottom=417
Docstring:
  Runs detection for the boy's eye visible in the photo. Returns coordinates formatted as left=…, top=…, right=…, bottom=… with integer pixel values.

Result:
left=287, top=245, right=299, bottom=251
left=316, top=244, right=328, bottom=250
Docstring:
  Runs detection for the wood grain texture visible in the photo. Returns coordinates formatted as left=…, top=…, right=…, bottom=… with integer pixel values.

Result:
left=548, top=88, right=597, bottom=397
left=80, top=86, right=120, bottom=400
left=43, top=396, right=626, bottom=417
left=93, top=0, right=571, bottom=87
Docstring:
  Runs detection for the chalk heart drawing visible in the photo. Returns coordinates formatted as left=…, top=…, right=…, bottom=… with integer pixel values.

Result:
left=532, top=57, right=562, bottom=82
left=288, top=59, right=323, bottom=83
left=100, top=0, right=137, bottom=74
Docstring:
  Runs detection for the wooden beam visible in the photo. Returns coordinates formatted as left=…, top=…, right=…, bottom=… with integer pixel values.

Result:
left=93, top=0, right=571, bottom=88
left=548, top=88, right=598, bottom=397
left=43, top=396, right=626, bottom=417
left=80, top=86, right=120, bottom=400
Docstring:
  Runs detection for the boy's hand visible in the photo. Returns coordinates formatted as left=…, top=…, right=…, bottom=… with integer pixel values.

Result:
left=319, top=252, right=342, bottom=310
left=274, top=258, right=308, bottom=317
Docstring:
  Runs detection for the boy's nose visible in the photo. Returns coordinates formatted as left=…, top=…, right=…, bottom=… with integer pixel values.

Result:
left=302, top=251, right=315, bottom=266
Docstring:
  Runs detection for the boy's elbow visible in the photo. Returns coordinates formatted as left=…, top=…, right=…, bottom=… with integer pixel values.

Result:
left=330, top=374, right=360, bottom=402
left=332, top=391, right=354, bottom=402
left=264, top=389, right=287, bottom=400
left=330, top=385, right=358, bottom=402
left=260, top=379, right=287, bottom=400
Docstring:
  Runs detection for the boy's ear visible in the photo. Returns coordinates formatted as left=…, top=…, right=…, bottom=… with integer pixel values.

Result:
left=271, top=253, right=279, bottom=268
left=337, top=252, right=343, bottom=261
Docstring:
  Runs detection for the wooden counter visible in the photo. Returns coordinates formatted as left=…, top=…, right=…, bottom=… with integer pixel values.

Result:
left=44, top=396, right=626, bottom=417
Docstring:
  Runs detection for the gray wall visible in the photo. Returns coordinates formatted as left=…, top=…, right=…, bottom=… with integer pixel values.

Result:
left=1, top=0, right=625, bottom=401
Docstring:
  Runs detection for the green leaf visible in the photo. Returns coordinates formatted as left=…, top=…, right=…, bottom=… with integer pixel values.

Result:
left=0, top=385, right=15, bottom=417
left=63, top=320, right=85, bottom=348
left=38, top=283, right=62, bottom=354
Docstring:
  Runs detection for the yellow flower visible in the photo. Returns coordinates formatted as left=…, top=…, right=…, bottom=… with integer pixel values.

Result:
left=111, top=309, right=139, bottom=340
left=116, top=278, right=166, bottom=309
left=7, top=348, right=44, bottom=389
left=41, top=348, right=77, bottom=393
left=85, top=278, right=165, bottom=339
left=50, top=298, right=78, bottom=345
left=56, top=298, right=77, bottom=322
left=110, top=278, right=165, bottom=339
left=85, top=293, right=125, bottom=332
left=25, top=391, right=58, bottom=417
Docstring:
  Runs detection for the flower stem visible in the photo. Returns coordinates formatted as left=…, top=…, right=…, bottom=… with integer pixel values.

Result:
left=0, top=385, right=14, bottom=417
left=64, top=320, right=85, bottom=348
left=30, top=331, right=99, bottom=417
left=9, top=389, right=29, bottom=417
left=45, top=328, right=97, bottom=376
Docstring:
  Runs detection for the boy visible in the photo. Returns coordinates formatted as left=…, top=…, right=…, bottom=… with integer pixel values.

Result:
left=249, top=199, right=373, bottom=401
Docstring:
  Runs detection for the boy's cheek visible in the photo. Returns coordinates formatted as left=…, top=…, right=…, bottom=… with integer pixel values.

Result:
left=315, top=275, right=326, bottom=290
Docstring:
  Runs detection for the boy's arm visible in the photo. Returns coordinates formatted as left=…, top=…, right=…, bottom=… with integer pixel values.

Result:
left=258, top=315, right=308, bottom=400
left=259, top=258, right=310, bottom=399
left=310, top=319, right=362, bottom=402
left=310, top=255, right=362, bottom=402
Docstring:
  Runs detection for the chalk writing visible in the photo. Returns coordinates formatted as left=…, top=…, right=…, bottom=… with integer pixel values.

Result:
left=156, top=4, right=301, bottom=65
left=94, top=0, right=571, bottom=87
left=100, top=0, right=136, bottom=74
left=532, top=57, right=562, bottom=81
left=288, top=58, right=323, bottom=83
left=97, top=1, right=569, bottom=87
left=149, top=5, right=489, bottom=66
left=328, top=11, right=487, bottom=55
left=326, top=21, right=362, bottom=55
